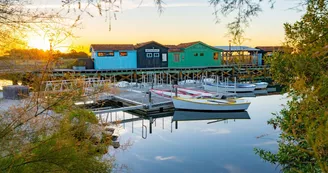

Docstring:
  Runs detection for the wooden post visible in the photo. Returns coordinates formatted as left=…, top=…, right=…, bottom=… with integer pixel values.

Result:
left=149, top=117, right=153, bottom=134
left=148, top=90, right=152, bottom=103
left=175, top=86, right=178, bottom=97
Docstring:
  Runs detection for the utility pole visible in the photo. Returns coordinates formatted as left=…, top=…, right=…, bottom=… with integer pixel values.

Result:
left=229, top=40, right=232, bottom=65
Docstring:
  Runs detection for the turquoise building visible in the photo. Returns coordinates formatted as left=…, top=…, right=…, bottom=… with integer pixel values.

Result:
left=90, top=44, right=137, bottom=69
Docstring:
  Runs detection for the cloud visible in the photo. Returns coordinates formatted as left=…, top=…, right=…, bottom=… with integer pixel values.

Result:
left=135, top=154, right=151, bottom=162
left=252, top=141, right=277, bottom=147
left=224, top=164, right=242, bottom=173
left=155, top=156, right=182, bottom=162
left=201, top=128, right=231, bottom=135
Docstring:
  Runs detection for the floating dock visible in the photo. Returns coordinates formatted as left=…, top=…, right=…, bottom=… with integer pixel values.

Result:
left=90, top=86, right=176, bottom=116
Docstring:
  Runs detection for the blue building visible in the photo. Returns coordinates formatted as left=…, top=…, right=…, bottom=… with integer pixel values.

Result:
left=90, top=44, right=137, bottom=69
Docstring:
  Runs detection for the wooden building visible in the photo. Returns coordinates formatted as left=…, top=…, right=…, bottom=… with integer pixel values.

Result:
left=135, top=41, right=169, bottom=68
left=167, top=41, right=223, bottom=68
left=215, top=46, right=261, bottom=65
left=90, top=44, right=136, bottom=70
left=255, top=46, right=285, bottom=65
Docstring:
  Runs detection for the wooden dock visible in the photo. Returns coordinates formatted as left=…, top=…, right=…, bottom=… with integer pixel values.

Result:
left=91, top=87, right=174, bottom=116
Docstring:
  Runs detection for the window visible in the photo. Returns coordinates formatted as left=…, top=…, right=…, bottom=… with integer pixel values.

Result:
left=194, top=53, right=198, bottom=56
left=200, top=53, right=204, bottom=56
left=154, top=53, right=160, bottom=57
left=213, top=52, right=219, bottom=60
left=174, top=54, right=180, bottom=62
left=162, top=53, right=167, bottom=62
left=146, top=53, right=153, bottom=58
left=97, top=52, right=114, bottom=57
left=120, top=52, right=128, bottom=56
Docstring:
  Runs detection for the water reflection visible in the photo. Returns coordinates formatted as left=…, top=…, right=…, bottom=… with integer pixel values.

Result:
left=98, top=110, right=251, bottom=139
left=172, top=111, right=250, bottom=122
left=100, top=95, right=286, bottom=173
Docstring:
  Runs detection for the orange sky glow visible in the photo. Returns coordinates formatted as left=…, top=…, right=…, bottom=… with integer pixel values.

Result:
left=27, top=0, right=303, bottom=52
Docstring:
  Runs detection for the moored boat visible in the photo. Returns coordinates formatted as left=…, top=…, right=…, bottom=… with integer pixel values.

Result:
left=177, top=87, right=236, bottom=98
left=203, top=83, right=256, bottom=93
left=254, top=82, right=268, bottom=89
left=172, top=96, right=250, bottom=111
left=150, top=89, right=194, bottom=99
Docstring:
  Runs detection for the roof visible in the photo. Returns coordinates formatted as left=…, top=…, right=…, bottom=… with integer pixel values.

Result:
left=90, top=44, right=135, bottom=51
left=255, top=46, right=285, bottom=52
left=177, top=41, right=223, bottom=51
left=135, top=41, right=168, bottom=49
left=165, top=45, right=183, bottom=52
left=215, top=46, right=260, bottom=52
left=177, top=41, right=200, bottom=48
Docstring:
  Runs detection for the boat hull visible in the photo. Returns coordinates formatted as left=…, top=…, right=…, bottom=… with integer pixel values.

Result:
left=172, top=97, right=250, bottom=111
left=203, top=84, right=255, bottom=93
left=254, top=82, right=268, bottom=89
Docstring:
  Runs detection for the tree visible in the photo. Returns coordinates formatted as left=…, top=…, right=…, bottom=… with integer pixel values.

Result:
left=0, top=75, right=120, bottom=172
left=253, top=1, right=328, bottom=172
left=0, top=1, right=123, bottom=172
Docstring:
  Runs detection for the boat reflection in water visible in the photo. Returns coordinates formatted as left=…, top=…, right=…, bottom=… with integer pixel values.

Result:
left=146, top=110, right=250, bottom=134
left=172, top=110, right=250, bottom=122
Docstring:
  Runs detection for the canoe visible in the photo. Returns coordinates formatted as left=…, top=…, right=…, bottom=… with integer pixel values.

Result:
left=203, top=83, right=256, bottom=93
left=172, top=97, right=251, bottom=111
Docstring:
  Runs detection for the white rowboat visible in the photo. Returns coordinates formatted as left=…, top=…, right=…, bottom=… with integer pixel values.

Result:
left=172, top=97, right=250, bottom=111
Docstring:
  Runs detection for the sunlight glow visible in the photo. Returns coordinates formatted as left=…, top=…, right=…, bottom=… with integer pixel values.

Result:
left=27, top=36, right=51, bottom=50
left=27, top=35, right=70, bottom=52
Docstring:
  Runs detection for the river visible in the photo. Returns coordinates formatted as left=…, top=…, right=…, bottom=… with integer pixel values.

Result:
left=104, top=94, right=287, bottom=173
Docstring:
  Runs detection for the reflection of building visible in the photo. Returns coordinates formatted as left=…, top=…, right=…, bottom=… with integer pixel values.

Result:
left=215, top=46, right=261, bottom=65
left=255, top=46, right=285, bottom=65
left=95, top=111, right=250, bottom=140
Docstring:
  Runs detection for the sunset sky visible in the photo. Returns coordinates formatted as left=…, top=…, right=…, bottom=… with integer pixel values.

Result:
left=29, top=0, right=304, bottom=52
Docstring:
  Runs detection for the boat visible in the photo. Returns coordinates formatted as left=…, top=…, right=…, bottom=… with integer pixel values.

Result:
left=178, top=79, right=198, bottom=85
left=203, top=82, right=256, bottom=93
left=239, top=81, right=268, bottom=89
left=172, top=96, right=251, bottom=111
left=150, top=89, right=194, bottom=99
left=115, top=81, right=130, bottom=88
left=177, top=87, right=237, bottom=99
left=151, top=88, right=236, bottom=99
left=172, top=110, right=250, bottom=122
left=254, top=82, right=268, bottom=89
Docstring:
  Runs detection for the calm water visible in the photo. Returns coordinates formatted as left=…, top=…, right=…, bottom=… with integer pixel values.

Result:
left=103, top=95, right=287, bottom=173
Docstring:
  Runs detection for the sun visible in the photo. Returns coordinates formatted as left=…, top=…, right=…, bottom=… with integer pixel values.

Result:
left=27, top=36, right=51, bottom=50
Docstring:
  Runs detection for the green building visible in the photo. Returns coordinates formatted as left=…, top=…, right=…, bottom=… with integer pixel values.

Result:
left=167, top=41, right=223, bottom=68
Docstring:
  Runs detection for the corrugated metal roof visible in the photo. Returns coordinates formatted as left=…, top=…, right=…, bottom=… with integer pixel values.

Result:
left=215, top=46, right=260, bottom=51
left=255, top=46, right=285, bottom=52
left=91, top=44, right=135, bottom=51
